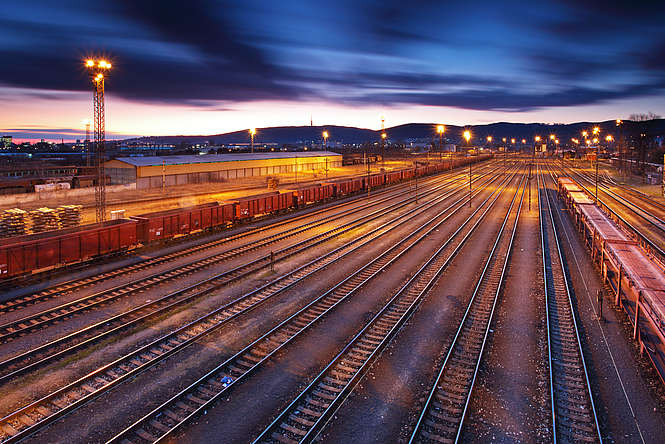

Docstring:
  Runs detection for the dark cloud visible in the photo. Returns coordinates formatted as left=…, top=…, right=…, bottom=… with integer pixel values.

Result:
left=0, top=1, right=663, bottom=113
left=354, top=80, right=665, bottom=112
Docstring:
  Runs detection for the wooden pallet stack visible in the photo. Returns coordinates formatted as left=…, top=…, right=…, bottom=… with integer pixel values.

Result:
left=30, top=207, right=59, bottom=233
left=57, top=205, right=82, bottom=229
left=0, top=208, right=28, bottom=238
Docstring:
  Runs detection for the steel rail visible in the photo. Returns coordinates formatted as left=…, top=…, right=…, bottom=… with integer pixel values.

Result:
left=0, top=167, right=507, bottom=382
left=408, top=173, right=525, bottom=443
left=539, top=167, right=602, bottom=443
left=0, top=166, right=517, bottom=444
left=572, top=169, right=665, bottom=231
left=0, top=163, right=490, bottom=314
left=106, top=164, right=520, bottom=444
left=250, top=172, right=523, bottom=444
left=0, top=165, right=495, bottom=343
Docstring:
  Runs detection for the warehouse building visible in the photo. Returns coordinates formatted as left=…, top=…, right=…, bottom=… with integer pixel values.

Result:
left=104, top=151, right=342, bottom=189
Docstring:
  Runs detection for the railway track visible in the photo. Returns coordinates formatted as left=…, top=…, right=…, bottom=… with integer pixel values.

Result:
left=106, top=166, right=521, bottom=444
left=249, top=172, right=525, bottom=444
left=0, top=166, right=518, bottom=443
left=408, top=174, right=525, bottom=443
left=0, top=165, right=496, bottom=345
left=573, top=169, right=665, bottom=231
left=0, top=167, right=511, bottom=383
left=539, top=168, right=602, bottom=443
left=0, top=164, right=482, bottom=314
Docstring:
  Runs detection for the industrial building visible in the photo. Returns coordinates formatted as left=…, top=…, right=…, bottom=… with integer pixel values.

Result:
left=104, top=151, right=342, bottom=189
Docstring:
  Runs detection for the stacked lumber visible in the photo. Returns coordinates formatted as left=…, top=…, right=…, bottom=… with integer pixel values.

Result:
left=30, top=207, right=59, bottom=233
left=57, top=205, right=82, bottom=229
left=0, top=208, right=28, bottom=238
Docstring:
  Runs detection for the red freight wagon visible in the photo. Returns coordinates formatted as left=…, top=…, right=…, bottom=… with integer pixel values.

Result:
left=368, top=174, right=385, bottom=188
left=386, top=171, right=401, bottom=184
left=235, top=191, right=290, bottom=219
left=401, top=169, right=415, bottom=180
left=329, top=178, right=363, bottom=197
left=131, top=202, right=219, bottom=243
left=0, top=219, right=137, bottom=277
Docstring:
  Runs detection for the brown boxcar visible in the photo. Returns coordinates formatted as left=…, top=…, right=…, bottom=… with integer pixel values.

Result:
left=0, top=219, right=137, bottom=277
left=131, top=202, right=220, bottom=243
left=386, top=171, right=401, bottom=184
left=234, top=191, right=285, bottom=220
left=334, top=178, right=363, bottom=196
left=368, top=173, right=385, bottom=188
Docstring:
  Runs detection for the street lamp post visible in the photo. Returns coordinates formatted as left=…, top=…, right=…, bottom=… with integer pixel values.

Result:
left=616, top=119, right=624, bottom=177
left=532, top=136, right=541, bottom=211
left=381, top=132, right=387, bottom=168
left=437, top=125, right=445, bottom=164
left=593, top=127, right=600, bottom=203
left=249, top=128, right=256, bottom=154
left=323, top=130, right=329, bottom=179
left=464, top=130, right=472, bottom=207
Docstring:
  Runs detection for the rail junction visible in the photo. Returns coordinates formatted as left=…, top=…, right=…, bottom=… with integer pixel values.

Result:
left=0, top=156, right=664, bottom=444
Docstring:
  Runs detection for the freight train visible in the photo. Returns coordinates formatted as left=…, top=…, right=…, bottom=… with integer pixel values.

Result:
left=0, top=156, right=487, bottom=279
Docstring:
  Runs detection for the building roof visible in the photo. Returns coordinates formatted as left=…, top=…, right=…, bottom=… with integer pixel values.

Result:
left=110, top=151, right=341, bottom=167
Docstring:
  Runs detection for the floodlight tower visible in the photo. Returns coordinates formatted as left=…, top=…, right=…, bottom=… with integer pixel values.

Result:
left=85, top=58, right=111, bottom=222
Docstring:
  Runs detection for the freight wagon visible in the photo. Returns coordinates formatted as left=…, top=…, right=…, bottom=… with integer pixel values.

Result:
left=0, top=155, right=492, bottom=280
left=286, top=184, right=335, bottom=207
left=235, top=191, right=292, bottom=220
left=0, top=219, right=137, bottom=277
left=131, top=202, right=232, bottom=243
left=557, top=176, right=665, bottom=383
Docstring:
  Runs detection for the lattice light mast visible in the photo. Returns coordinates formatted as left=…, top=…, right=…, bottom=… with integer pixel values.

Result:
left=85, top=59, right=111, bottom=222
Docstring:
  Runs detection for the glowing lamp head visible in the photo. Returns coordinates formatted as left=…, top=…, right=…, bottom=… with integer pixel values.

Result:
left=522, top=139, right=526, bottom=144
left=535, top=136, right=541, bottom=142
left=249, top=128, right=256, bottom=136
left=586, top=139, right=591, bottom=145
left=85, top=59, right=95, bottom=67
left=550, top=134, right=555, bottom=140
left=502, top=137, right=507, bottom=143
left=436, top=125, right=445, bottom=134
left=606, top=135, right=613, bottom=142
left=616, top=119, right=622, bottom=125
left=463, top=130, right=471, bottom=142
left=555, top=139, right=559, bottom=144
left=593, top=137, right=599, bottom=143
left=511, top=138, right=516, bottom=144
left=582, top=131, right=588, bottom=137
left=381, top=133, right=387, bottom=139
left=486, top=136, right=492, bottom=142
left=322, top=131, right=328, bottom=139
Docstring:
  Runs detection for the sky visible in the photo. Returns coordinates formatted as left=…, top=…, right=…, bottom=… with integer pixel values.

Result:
left=1, top=0, right=664, bottom=142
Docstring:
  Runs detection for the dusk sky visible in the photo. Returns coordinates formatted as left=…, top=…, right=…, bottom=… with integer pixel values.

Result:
left=1, top=0, right=664, bottom=142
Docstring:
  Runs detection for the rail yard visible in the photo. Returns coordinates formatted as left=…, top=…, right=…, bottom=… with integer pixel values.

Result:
left=0, top=156, right=664, bottom=444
